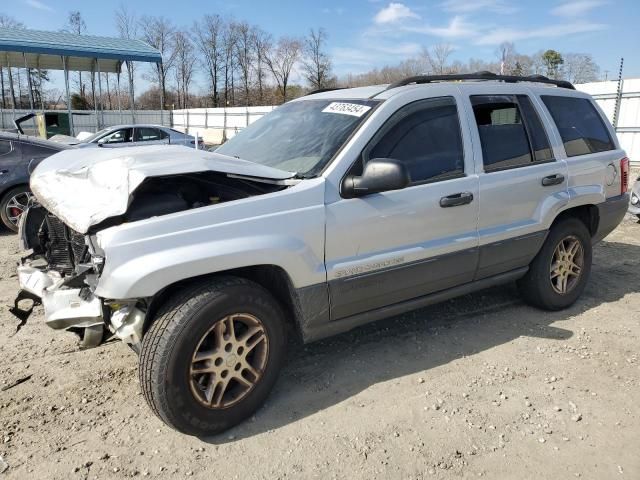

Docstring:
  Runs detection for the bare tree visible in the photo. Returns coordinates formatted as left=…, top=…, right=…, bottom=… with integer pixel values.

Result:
left=251, top=27, right=271, bottom=104
left=194, top=14, right=225, bottom=107
left=495, top=42, right=516, bottom=74
left=140, top=16, right=177, bottom=108
left=0, top=14, right=24, bottom=109
left=302, top=28, right=334, bottom=90
left=221, top=22, right=238, bottom=106
left=173, top=30, right=196, bottom=109
left=563, top=53, right=599, bottom=84
left=234, top=21, right=254, bottom=106
left=425, top=43, right=454, bottom=74
left=66, top=11, right=87, bottom=98
left=265, top=37, right=302, bottom=102
left=114, top=5, right=139, bottom=109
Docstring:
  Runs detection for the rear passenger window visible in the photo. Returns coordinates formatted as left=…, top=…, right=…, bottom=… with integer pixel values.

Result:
left=471, top=95, right=553, bottom=172
left=542, top=96, right=614, bottom=156
left=362, top=97, right=464, bottom=183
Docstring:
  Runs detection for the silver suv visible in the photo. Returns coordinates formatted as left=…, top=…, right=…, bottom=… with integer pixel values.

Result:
left=12, top=73, right=630, bottom=436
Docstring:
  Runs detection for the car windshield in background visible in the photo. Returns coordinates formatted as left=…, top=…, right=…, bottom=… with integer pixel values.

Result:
left=216, top=99, right=379, bottom=177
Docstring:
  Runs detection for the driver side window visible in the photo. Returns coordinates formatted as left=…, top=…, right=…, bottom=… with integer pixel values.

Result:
left=356, top=96, right=465, bottom=184
left=100, top=128, right=133, bottom=144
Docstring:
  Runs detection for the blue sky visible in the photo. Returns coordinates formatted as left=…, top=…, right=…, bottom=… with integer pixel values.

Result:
left=2, top=0, right=639, bottom=90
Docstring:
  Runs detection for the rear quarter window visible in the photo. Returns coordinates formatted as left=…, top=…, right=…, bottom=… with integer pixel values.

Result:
left=541, top=96, right=614, bottom=157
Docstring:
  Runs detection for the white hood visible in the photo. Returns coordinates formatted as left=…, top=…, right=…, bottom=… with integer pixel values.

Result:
left=30, top=145, right=294, bottom=234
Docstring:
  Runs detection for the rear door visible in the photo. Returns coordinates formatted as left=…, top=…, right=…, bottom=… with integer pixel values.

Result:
left=133, top=127, right=170, bottom=146
left=465, top=92, right=569, bottom=279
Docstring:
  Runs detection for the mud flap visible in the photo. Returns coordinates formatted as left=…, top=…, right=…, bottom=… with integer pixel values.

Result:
left=9, top=290, right=41, bottom=335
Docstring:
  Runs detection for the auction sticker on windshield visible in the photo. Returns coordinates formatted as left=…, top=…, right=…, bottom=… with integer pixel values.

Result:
left=322, top=102, right=372, bottom=117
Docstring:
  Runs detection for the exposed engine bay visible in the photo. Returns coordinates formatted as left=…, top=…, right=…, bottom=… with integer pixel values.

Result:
left=13, top=171, right=289, bottom=349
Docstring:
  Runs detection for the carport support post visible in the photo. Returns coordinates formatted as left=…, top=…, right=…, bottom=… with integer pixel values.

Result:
left=62, top=56, right=74, bottom=137
left=126, top=60, right=135, bottom=124
left=97, top=59, right=104, bottom=130
left=116, top=64, right=123, bottom=125
left=158, top=61, right=164, bottom=126
left=23, top=53, right=34, bottom=111
left=91, top=60, right=98, bottom=131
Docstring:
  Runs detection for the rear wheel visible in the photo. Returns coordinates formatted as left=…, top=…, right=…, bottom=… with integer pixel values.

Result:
left=139, top=277, right=287, bottom=436
left=517, top=218, right=592, bottom=310
left=0, top=186, right=34, bottom=232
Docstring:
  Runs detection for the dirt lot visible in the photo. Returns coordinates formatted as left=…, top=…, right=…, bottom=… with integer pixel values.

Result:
left=0, top=211, right=638, bottom=480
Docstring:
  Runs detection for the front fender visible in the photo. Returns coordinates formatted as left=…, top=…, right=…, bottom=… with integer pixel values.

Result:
left=94, top=178, right=327, bottom=299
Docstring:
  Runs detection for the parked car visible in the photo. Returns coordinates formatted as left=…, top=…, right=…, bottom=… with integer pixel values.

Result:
left=0, top=132, right=71, bottom=231
left=50, top=124, right=203, bottom=148
left=13, top=73, right=630, bottom=436
left=629, top=177, right=640, bottom=219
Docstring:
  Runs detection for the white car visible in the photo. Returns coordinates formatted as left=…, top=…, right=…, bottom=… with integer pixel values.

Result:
left=51, top=124, right=203, bottom=148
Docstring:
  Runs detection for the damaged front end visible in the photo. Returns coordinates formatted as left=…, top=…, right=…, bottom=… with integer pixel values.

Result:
left=11, top=146, right=295, bottom=350
left=12, top=206, right=145, bottom=349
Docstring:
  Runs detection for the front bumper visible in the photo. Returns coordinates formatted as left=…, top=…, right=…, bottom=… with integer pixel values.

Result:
left=15, top=264, right=145, bottom=349
left=16, top=265, right=103, bottom=330
left=629, top=190, right=640, bottom=216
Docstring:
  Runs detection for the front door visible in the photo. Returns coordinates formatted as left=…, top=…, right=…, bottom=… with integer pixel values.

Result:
left=325, top=95, right=480, bottom=320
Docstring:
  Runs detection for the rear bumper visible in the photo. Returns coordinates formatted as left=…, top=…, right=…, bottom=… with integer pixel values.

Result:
left=593, top=193, right=630, bottom=243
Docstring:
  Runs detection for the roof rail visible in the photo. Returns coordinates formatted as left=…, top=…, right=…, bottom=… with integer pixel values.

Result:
left=386, top=71, right=575, bottom=90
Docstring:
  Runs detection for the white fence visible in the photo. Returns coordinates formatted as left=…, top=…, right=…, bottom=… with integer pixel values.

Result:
left=0, top=109, right=170, bottom=133
left=576, top=78, right=640, bottom=165
left=171, top=106, right=276, bottom=145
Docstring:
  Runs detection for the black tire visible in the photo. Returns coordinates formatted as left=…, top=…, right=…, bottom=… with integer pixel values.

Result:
left=139, top=276, right=287, bottom=436
left=0, top=185, right=32, bottom=232
left=517, top=218, right=592, bottom=311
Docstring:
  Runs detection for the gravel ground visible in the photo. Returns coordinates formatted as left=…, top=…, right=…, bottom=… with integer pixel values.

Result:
left=0, top=210, right=638, bottom=479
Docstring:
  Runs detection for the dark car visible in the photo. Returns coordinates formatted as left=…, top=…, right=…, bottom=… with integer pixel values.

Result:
left=0, top=132, right=71, bottom=232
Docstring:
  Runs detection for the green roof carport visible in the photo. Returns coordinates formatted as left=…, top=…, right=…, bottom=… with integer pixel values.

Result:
left=0, top=27, right=163, bottom=134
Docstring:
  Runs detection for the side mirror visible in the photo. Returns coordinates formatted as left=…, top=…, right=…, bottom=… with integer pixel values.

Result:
left=342, top=158, right=411, bottom=198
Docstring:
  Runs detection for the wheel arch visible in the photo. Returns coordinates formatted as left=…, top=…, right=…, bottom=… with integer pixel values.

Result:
left=144, top=264, right=305, bottom=340
left=552, top=203, right=599, bottom=237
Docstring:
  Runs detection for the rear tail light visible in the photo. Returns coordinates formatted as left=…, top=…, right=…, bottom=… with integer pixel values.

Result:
left=621, top=157, right=629, bottom=194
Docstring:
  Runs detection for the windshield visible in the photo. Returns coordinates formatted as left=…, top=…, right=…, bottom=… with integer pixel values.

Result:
left=82, top=128, right=111, bottom=143
left=216, top=99, right=378, bottom=176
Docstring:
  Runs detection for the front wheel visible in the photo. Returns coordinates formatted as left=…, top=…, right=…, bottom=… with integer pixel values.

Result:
left=517, top=218, right=592, bottom=310
left=139, top=277, right=287, bottom=436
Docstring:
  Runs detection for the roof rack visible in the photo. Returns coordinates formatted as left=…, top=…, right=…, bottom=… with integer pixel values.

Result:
left=386, top=71, right=575, bottom=90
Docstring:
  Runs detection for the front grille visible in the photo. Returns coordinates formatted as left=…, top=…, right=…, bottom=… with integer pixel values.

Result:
left=44, top=214, right=88, bottom=276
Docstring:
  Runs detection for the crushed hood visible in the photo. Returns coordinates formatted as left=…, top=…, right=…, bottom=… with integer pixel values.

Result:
left=30, top=145, right=295, bottom=234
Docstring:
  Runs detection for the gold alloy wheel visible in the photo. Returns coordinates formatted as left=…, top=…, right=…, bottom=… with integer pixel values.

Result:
left=189, top=313, right=269, bottom=409
left=550, top=235, right=584, bottom=295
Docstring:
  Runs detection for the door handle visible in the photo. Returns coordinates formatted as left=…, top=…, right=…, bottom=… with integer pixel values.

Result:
left=542, top=174, right=565, bottom=186
left=440, top=191, right=474, bottom=208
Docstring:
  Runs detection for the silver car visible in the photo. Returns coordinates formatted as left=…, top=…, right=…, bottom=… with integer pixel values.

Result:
left=629, top=176, right=640, bottom=219
left=13, top=73, right=630, bottom=436
left=55, top=124, right=202, bottom=148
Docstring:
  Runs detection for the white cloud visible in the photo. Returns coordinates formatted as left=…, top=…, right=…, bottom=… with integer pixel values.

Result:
left=409, top=16, right=478, bottom=39
left=476, top=21, right=607, bottom=45
left=24, top=0, right=53, bottom=11
left=332, top=42, right=422, bottom=72
left=551, top=0, right=606, bottom=17
left=440, top=0, right=517, bottom=14
left=374, top=3, right=420, bottom=24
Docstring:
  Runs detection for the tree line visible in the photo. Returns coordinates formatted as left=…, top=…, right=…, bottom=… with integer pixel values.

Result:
left=0, top=10, right=603, bottom=111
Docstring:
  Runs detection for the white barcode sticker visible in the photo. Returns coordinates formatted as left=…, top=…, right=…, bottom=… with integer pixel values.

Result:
left=322, top=102, right=372, bottom=117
